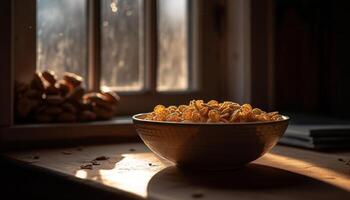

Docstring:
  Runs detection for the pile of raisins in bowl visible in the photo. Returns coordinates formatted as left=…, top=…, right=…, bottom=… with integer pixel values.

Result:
left=145, top=100, right=283, bottom=123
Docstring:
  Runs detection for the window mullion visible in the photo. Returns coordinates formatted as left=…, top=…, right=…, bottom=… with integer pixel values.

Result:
left=87, top=0, right=101, bottom=92
left=189, top=0, right=199, bottom=91
left=145, top=0, right=158, bottom=93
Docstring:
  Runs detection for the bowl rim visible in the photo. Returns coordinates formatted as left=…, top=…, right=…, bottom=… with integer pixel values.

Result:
left=132, top=113, right=290, bottom=125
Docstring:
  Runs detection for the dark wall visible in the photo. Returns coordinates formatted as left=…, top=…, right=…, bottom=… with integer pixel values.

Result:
left=274, top=0, right=350, bottom=117
left=330, top=1, right=350, bottom=117
left=0, top=0, right=12, bottom=126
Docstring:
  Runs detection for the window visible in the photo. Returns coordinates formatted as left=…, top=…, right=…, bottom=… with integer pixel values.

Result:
left=100, top=0, right=144, bottom=91
left=37, top=0, right=88, bottom=84
left=36, top=0, right=192, bottom=98
left=157, top=0, right=189, bottom=91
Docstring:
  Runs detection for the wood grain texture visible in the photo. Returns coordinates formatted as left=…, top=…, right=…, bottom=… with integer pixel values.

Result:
left=3, top=144, right=350, bottom=199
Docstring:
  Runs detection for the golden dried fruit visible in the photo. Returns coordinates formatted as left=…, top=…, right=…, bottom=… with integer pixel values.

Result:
left=166, top=113, right=182, bottom=122
left=252, top=108, right=263, bottom=115
left=154, top=113, right=167, bottom=121
left=62, top=102, right=77, bottom=114
left=199, top=107, right=209, bottom=117
left=57, top=112, right=77, bottom=122
left=220, top=112, right=230, bottom=119
left=229, top=110, right=240, bottom=122
left=191, top=111, right=201, bottom=122
left=220, top=117, right=229, bottom=123
left=45, top=85, right=60, bottom=95
left=182, top=108, right=194, bottom=121
left=178, top=105, right=188, bottom=112
left=271, top=114, right=283, bottom=121
left=79, top=110, right=97, bottom=122
left=145, top=113, right=155, bottom=120
left=207, top=100, right=219, bottom=106
left=57, top=80, right=72, bottom=97
left=267, top=111, right=279, bottom=117
left=101, top=91, right=120, bottom=104
left=257, top=114, right=270, bottom=122
left=45, top=95, right=64, bottom=105
left=208, top=109, right=220, bottom=122
left=154, top=105, right=166, bottom=114
left=84, top=92, right=111, bottom=109
left=221, top=107, right=232, bottom=115
left=241, top=104, right=253, bottom=113
left=31, top=73, right=45, bottom=92
left=167, top=106, right=177, bottom=113
left=93, top=106, right=115, bottom=119
left=63, top=72, right=83, bottom=88
left=42, top=70, right=57, bottom=85
left=194, top=100, right=204, bottom=110
left=67, top=86, right=85, bottom=101
left=147, top=100, right=282, bottom=123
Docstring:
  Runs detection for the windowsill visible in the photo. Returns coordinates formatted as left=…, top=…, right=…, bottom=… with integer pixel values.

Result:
left=0, top=117, right=137, bottom=149
left=1, top=143, right=350, bottom=199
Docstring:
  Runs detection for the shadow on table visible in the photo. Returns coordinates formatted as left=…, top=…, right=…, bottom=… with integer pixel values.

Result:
left=147, top=163, right=350, bottom=200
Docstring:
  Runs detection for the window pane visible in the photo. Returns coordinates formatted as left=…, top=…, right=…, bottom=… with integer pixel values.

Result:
left=101, top=0, right=144, bottom=92
left=157, top=0, right=189, bottom=91
left=37, top=0, right=87, bottom=81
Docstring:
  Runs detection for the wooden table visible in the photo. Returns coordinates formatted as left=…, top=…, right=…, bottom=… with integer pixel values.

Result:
left=2, top=143, right=350, bottom=199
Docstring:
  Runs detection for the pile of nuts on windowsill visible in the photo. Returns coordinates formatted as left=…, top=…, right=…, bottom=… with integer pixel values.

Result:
left=15, top=70, right=120, bottom=123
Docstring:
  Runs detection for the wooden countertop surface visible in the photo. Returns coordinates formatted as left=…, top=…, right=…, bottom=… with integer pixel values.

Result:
left=3, top=143, right=350, bottom=199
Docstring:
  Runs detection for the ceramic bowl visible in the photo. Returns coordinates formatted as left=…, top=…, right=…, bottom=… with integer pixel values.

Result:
left=133, top=113, right=289, bottom=170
